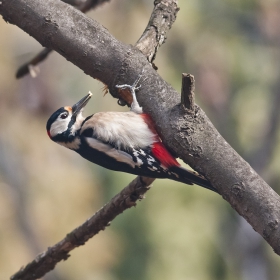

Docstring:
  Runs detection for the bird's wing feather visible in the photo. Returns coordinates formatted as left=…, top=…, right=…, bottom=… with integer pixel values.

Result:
left=81, top=124, right=171, bottom=176
left=85, top=137, right=138, bottom=168
left=151, top=142, right=179, bottom=168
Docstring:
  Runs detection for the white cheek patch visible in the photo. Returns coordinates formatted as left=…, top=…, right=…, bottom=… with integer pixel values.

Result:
left=86, top=137, right=140, bottom=168
left=49, top=115, right=71, bottom=137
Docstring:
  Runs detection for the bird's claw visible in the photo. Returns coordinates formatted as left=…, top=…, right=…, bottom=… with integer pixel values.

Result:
left=116, top=70, right=144, bottom=114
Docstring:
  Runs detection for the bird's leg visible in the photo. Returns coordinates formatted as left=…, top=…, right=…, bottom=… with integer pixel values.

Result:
left=129, top=84, right=143, bottom=114
left=116, top=71, right=144, bottom=114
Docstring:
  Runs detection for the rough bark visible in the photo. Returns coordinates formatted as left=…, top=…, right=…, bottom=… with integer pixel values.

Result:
left=1, top=0, right=280, bottom=267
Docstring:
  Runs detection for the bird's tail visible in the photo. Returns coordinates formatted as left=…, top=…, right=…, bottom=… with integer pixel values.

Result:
left=168, top=166, right=219, bottom=194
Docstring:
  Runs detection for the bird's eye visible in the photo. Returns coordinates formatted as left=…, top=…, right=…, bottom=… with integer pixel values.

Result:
left=60, top=112, right=68, bottom=119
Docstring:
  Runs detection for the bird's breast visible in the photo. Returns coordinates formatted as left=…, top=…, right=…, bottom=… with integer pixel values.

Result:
left=81, top=111, right=157, bottom=149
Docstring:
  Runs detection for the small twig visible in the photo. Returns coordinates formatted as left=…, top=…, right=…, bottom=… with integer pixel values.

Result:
left=181, top=73, right=195, bottom=112
left=10, top=176, right=155, bottom=280
left=16, top=48, right=52, bottom=79
left=135, top=0, right=179, bottom=66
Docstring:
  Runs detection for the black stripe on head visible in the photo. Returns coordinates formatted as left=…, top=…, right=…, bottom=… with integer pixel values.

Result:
left=68, top=114, right=77, bottom=130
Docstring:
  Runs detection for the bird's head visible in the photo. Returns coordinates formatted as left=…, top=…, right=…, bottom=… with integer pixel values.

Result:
left=46, top=92, right=92, bottom=145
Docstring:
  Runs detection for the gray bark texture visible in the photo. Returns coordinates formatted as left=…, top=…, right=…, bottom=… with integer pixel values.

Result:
left=1, top=0, right=280, bottom=264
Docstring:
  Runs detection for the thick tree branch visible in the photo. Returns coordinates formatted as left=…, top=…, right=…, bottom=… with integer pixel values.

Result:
left=10, top=176, right=155, bottom=280
left=1, top=0, right=280, bottom=270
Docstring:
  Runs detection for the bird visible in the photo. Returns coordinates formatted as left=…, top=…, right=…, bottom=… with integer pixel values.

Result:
left=46, top=76, right=218, bottom=194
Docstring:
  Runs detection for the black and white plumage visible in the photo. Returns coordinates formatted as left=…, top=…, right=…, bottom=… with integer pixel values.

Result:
left=46, top=83, right=218, bottom=194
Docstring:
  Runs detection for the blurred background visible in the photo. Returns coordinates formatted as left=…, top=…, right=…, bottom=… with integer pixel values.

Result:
left=0, top=0, right=280, bottom=279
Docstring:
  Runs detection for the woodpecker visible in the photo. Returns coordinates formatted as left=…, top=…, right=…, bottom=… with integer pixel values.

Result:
left=46, top=78, right=218, bottom=193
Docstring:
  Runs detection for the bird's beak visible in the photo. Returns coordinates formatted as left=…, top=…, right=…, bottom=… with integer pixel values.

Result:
left=72, top=92, right=93, bottom=116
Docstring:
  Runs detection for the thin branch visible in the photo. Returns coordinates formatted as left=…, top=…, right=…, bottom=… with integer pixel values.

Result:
left=181, top=73, right=195, bottom=112
left=135, top=0, right=179, bottom=65
left=10, top=176, right=155, bottom=280
left=16, top=48, right=52, bottom=79
left=15, top=0, right=111, bottom=79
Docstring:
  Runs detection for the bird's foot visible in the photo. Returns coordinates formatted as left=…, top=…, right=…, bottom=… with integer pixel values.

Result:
left=116, top=70, right=144, bottom=114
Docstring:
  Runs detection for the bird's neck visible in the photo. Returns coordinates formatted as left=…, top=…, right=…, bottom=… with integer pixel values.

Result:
left=52, top=130, right=81, bottom=150
left=58, top=136, right=81, bottom=150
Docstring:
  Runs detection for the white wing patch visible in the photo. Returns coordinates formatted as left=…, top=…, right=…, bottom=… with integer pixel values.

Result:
left=86, top=137, right=142, bottom=168
left=147, top=156, right=156, bottom=166
left=81, top=112, right=156, bottom=150
left=148, top=166, right=158, bottom=171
